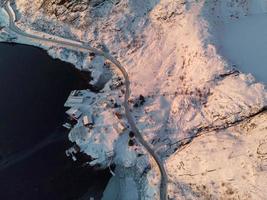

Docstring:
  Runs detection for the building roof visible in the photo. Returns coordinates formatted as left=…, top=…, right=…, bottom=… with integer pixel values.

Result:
left=66, top=108, right=82, bottom=119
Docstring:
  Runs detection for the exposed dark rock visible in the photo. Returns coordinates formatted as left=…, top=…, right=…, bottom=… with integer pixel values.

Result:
left=128, top=139, right=134, bottom=146
left=129, top=131, right=135, bottom=138
left=133, top=94, right=146, bottom=107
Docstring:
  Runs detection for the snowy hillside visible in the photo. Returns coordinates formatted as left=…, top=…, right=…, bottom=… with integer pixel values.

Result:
left=1, top=0, right=267, bottom=199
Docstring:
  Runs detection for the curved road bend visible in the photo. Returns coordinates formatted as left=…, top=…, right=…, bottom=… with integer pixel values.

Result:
left=3, top=2, right=167, bottom=199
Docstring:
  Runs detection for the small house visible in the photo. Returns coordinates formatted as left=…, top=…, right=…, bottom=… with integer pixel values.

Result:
left=82, top=115, right=94, bottom=127
left=110, top=77, right=124, bottom=90
left=105, top=96, right=118, bottom=108
left=65, top=145, right=80, bottom=161
left=117, top=122, right=127, bottom=132
left=113, top=121, right=127, bottom=134
left=114, top=112, right=122, bottom=119
left=70, top=90, right=81, bottom=96
left=62, top=122, right=72, bottom=130
left=66, top=108, right=82, bottom=120
left=68, top=95, right=84, bottom=104
left=64, top=90, right=84, bottom=106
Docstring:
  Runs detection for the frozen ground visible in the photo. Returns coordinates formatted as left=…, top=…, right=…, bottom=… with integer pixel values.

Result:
left=1, top=0, right=267, bottom=199
left=166, top=111, right=267, bottom=200
left=214, top=1, right=267, bottom=84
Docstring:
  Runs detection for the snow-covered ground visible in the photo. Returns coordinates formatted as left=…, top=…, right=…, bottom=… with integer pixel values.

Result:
left=212, top=0, right=267, bottom=84
left=218, top=15, right=267, bottom=83
left=1, top=0, right=267, bottom=199
left=166, top=111, right=267, bottom=199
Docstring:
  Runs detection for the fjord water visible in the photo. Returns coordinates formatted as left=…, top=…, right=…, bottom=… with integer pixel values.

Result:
left=0, top=43, right=110, bottom=200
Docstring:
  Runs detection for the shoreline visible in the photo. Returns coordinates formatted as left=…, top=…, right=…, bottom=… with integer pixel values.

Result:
left=0, top=42, right=111, bottom=200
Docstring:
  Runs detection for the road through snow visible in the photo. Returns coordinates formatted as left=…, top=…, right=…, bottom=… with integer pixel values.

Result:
left=2, top=1, right=168, bottom=199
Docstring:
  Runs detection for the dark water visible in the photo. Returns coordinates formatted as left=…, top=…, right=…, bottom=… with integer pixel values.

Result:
left=0, top=43, right=110, bottom=200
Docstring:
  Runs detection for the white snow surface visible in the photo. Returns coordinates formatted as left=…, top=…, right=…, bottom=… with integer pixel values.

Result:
left=1, top=0, right=267, bottom=199
left=210, top=0, right=267, bottom=84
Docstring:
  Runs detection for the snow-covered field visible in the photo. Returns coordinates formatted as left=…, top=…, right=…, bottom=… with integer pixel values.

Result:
left=1, top=0, right=267, bottom=199
left=219, top=15, right=267, bottom=83
left=213, top=0, right=267, bottom=84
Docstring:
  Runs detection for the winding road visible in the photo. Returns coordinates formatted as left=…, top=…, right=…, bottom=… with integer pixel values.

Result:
left=2, top=2, right=168, bottom=199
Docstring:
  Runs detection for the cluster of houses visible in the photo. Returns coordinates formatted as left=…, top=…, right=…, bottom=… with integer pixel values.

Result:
left=65, top=144, right=80, bottom=162
left=63, top=90, right=128, bottom=162
left=63, top=90, right=95, bottom=129
left=63, top=107, right=94, bottom=132
left=63, top=89, right=151, bottom=175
